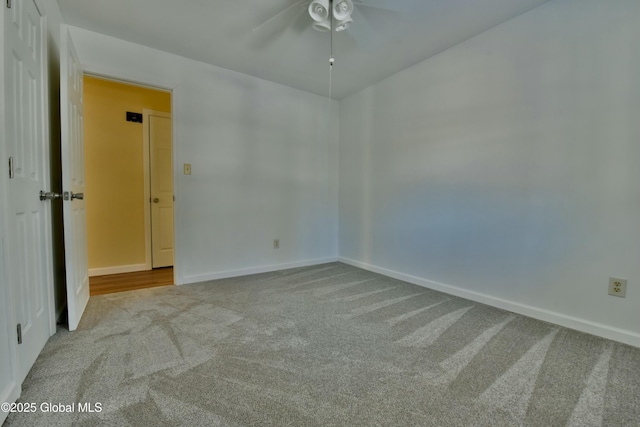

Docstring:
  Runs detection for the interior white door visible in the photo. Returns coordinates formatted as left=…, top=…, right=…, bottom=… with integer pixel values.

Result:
left=4, top=0, right=54, bottom=383
left=60, top=25, right=89, bottom=331
left=150, top=113, right=174, bottom=268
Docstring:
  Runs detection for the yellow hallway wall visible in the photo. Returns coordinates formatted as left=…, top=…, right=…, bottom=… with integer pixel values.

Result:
left=84, top=76, right=171, bottom=271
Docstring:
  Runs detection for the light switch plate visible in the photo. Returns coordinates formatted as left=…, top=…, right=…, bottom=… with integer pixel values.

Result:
left=184, top=163, right=192, bottom=175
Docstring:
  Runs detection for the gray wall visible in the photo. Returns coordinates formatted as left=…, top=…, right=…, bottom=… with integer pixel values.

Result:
left=69, top=27, right=340, bottom=285
left=339, top=0, right=640, bottom=344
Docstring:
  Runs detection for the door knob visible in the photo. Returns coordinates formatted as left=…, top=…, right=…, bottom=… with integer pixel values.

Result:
left=39, top=191, right=61, bottom=201
left=153, top=198, right=159, bottom=203
left=63, top=191, right=84, bottom=201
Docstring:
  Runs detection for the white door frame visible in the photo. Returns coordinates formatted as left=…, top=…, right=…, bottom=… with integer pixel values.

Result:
left=142, top=109, right=173, bottom=270
left=34, top=4, right=56, bottom=338
left=82, top=71, right=178, bottom=284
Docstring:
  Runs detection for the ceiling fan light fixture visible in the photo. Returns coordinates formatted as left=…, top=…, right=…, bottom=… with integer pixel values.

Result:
left=309, top=0, right=330, bottom=22
left=312, top=19, right=332, bottom=32
left=332, top=0, right=354, bottom=21
left=335, top=17, right=353, bottom=32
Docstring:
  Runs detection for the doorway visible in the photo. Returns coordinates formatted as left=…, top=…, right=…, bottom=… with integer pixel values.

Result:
left=83, top=76, right=174, bottom=294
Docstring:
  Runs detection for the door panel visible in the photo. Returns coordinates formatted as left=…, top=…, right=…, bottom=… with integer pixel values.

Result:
left=60, top=25, right=89, bottom=331
left=150, top=114, right=174, bottom=268
left=4, top=0, right=53, bottom=383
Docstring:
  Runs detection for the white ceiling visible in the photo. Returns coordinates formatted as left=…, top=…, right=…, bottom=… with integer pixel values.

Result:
left=56, top=0, right=552, bottom=99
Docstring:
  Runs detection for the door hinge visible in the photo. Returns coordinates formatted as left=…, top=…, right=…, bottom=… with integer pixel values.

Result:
left=6, top=0, right=11, bottom=9
left=17, top=323, right=22, bottom=344
left=8, top=157, right=14, bottom=179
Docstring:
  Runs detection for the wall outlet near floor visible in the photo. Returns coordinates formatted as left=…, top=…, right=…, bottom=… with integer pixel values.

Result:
left=608, top=277, right=627, bottom=298
left=273, top=239, right=280, bottom=249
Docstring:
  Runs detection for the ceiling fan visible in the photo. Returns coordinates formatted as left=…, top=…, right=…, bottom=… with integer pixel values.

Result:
left=252, top=0, right=416, bottom=48
left=308, top=0, right=360, bottom=32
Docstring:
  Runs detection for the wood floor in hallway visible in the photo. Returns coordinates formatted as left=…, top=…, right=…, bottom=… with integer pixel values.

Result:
left=89, top=267, right=174, bottom=296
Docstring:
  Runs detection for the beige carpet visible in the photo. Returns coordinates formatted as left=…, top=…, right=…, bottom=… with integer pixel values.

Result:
left=5, top=263, right=640, bottom=426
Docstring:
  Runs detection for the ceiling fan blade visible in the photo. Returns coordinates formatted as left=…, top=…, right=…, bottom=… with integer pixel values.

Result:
left=352, top=0, right=418, bottom=13
left=347, top=7, right=378, bottom=50
left=252, top=0, right=308, bottom=36
left=291, top=5, right=313, bottom=33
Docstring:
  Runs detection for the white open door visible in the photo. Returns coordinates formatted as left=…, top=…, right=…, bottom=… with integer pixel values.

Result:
left=4, top=0, right=55, bottom=387
left=60, top=25, right=89, bottom=331
left=149, top=112, right=174, bottom=268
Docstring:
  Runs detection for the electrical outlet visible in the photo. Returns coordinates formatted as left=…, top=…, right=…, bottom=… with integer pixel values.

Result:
left=273, top=239, right=280, bottom=249
left=184, top=163, right=192, bottom=175
left=608, top=277, right=627, bottom=298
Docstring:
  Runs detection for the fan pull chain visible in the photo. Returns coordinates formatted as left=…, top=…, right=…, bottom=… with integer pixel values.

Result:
left=330, top=0, right=334, bottom=69
left=329, top=57, right=333, bottom=99
left=328, top=2, right=333, bottom=164
left=329, top=0, right=334, bottom=98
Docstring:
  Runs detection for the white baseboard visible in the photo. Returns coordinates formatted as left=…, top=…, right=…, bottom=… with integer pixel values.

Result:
left=339, top=257, right=640, bottom=348
left=182, top=257, right=339, bottom=285
left=89, top=264, right=149, bottom=277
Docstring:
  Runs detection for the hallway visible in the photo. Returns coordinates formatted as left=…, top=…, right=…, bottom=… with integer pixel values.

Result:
left=89, top=268, right=173, bottom=296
